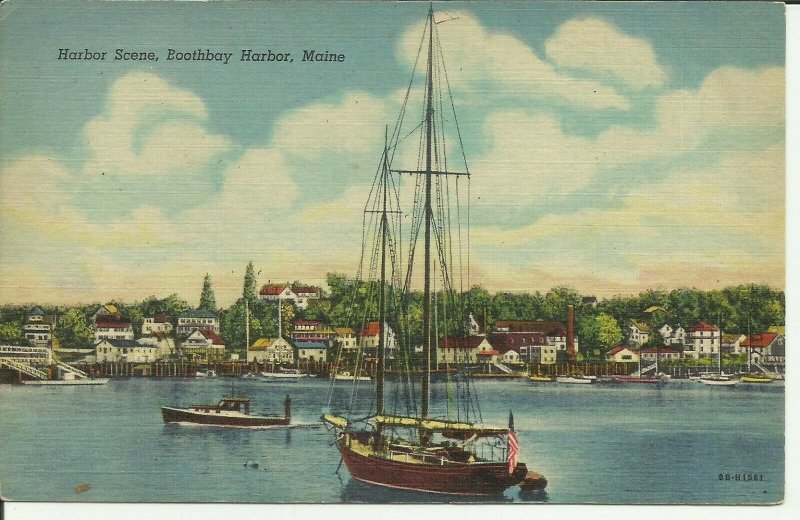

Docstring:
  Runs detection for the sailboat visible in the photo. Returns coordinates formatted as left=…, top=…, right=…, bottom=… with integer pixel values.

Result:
left=698, top=318, right=738, bottom=386
left=322, top=6, right=528, bottom=496
left=260, top=300, right=309, bottom=380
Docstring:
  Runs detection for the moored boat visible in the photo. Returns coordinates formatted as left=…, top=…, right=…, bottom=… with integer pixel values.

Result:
left=162, top=395, right=291, bottom=427
left=555, top=375, right=595, bottom=384
left=333, top=371, right=371, bottom=382
left=529, top=374, right=554, bottom=383
left=740, top=374, right=774, bottom=384
left=322, top=6, right=530, bottom=496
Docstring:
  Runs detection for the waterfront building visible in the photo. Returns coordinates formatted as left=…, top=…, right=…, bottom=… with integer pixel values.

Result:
left=94, top=315, right=134, bottom=341
left=489, top=320, right=573, bottom=364
left=500, top=348, right=521, bottom=365
left=248, top=337, right=294, bottom=364
left=438, top=336, right=491, bottom=364
left=722, top=333, right=747, bottom=354
left=358, top=321, right=397, bottom=360
left=685, top=321, right=720, bottom=359
left=639, top=346, right=683, bottom=361
left=627, top=320, right=651, bottom=347
left=258, top=282, right=320, bottom=310
left=142, top=315, right=173, bottom=336
left=333, top=327, right=357, bottom=351
left=289, top=320, right=337, bottom=343
left=22, top=307, right=56, bottom=348
left=293, top=340, right=328, bottom=362
left=176, top=309, right=220, bottom=335
left=136, top=334, right=176, bottom=359
left=95, top=338, right=158, bottom=363
left=180, top=329, right=225, bottom=360
left=740, top=333, right=785, bottom=363
left=605, top=345, right=639, bottom=363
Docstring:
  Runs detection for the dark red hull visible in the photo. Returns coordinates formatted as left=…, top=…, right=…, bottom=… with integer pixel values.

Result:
left=161, top=407, right=289, bottom=427
left=338, top=441, right=527, bottom=496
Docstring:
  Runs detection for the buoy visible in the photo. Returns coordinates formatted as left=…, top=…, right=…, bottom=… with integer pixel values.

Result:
left=519, top=472, right=547, bottom=491
left=243, top=460, right=259, bottom=469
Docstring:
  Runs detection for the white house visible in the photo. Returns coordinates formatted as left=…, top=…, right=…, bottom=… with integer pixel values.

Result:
left=248, top=337, right=295, bottom=364
left=659, top=324, right=686, bottom=346
left=142, top=315, right=173, bottom=336
left=333, top=327, right=357, bottom=351
left=95, top=339, right=158, bottom=363
left=294, top=341, right=328, bottom=362
left=627, top=320, right=651, bottom=347
left=438, top=336, right=491, bottom=364
left=136, top=334, right=176, bottom=359
left=605, top=345, right=639, bottom=363
left=259, top=282, right=320, bottom=310
left=180, top=329, right=225, bottom=359
left=723, top=333, right=747, bottom=354
left=359, top=321, right=397, bottom=359
left=500, top=349, right=521, bottom=365
left=176, top=309, right=220, bottom=335
left=685, top=321, right=720, bottom=359
left=23, top=307, right=56, bottom=347
left=94, top=316, right=134, bottom=341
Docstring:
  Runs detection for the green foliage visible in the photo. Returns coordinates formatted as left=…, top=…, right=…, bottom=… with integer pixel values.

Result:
left=199, top=274, right=216, bottom=311
left=54, top=308, right=93, bottom=348
left=577, top=312, right=622, bottom=359
left=243, top=261, right=257, bottom=302
left=219, top=298, right=279, bottom=354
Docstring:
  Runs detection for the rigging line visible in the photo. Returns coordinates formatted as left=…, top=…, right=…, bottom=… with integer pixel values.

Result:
left=436, top=27, right=471, bottom=176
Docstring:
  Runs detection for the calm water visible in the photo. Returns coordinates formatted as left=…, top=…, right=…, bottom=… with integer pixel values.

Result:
left=0, top=377, right=784, bottom=504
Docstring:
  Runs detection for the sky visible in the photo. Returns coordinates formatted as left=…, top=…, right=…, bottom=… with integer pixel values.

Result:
left=0, top=0, right=786, bottom=307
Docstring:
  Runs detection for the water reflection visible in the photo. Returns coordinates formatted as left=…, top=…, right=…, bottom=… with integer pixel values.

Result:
left=340, top=478, right=514, bottom=504
left=517, top=488, right=549, bottom=503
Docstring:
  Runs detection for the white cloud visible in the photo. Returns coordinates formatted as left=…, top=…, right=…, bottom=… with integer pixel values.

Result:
left=398, top=11, right=630, bottom=111
left=545, top=18, right=666, bottom=90
left=82, top=72, right=233, bottom=178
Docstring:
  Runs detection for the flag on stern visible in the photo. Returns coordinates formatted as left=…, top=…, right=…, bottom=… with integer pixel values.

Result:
left=507, top=410, right=519, bottom=474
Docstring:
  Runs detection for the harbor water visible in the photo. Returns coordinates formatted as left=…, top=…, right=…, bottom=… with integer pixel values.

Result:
left=0, top=378, right=784, bottom=504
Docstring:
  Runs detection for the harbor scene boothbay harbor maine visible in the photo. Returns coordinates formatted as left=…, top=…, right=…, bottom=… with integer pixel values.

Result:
left=0, top=0, right=787, bottom=507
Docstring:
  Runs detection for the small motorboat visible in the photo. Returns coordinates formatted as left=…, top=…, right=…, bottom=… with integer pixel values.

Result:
left=529, top=374, right=554, bottom=383
left=196, top=369, right=217, bottom=378
left=740, top=374, right=774, bottom=384
left=333, top=371, right=371, bottom=381
left=162, top=395, right=292, bottom=427
left=555, top=375, right=595, bottom=384
left=613, top=375, right=666, bottom=384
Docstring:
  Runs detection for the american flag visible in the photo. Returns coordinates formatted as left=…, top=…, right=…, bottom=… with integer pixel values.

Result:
left=507, top=411, right=519, bottom=474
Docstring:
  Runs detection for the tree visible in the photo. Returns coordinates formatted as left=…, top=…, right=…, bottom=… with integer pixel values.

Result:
left=243, top=261, right=257, bottom=302
left=199, top=274, right=216, bottom=311
left=54, top=308, right=94, bottom=349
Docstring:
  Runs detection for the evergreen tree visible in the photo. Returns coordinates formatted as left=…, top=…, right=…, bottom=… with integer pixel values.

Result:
left=243, top=261, right=257, bottom=302
left=199, top=274, right=217, bottom=311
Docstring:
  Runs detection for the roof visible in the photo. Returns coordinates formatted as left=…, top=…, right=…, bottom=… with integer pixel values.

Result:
left=688, top=321, right=719, bottom=333
left=292, top=320, right=321, bottom=327
left=179, top=309, right=218, bottom=319
left=441, top=336, right=486, bottom=349
left=152, top=314, right=169, bottom=323
left=630, top=320, right=651, bottom=333
left=643, top=305, right=666, bottom=314
left=334, top=327, right=354, bottom=335
left=293, top=341, right=328, bottom=350
left=476, top=349, right=500, bottom=356
left=200, top=330, right=225, bottom=345
left=260, top=283, right=288, bottom=296
left=359, top=321, right=383, bottom=337
left=95, top=318, right=131, bottom=329
left=493, top=320, right=566, bottom=335
left=581, top=296, right=598, bottom=304
left=722, top=333, right=745, bottom=344
left=29, top=307, right=45, bottom=316
left=250, top=338, right=275, bottom=350
left=488, top=332, right=546, bottom=352
left=95, top=339, right=140, bottom=349
left=606, top=345, right=634, bottom=356
left=741, top=333, right=779, bottom=348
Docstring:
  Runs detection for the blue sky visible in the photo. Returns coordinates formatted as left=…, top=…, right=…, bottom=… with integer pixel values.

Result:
left=0, top=1, right=786, bottom=305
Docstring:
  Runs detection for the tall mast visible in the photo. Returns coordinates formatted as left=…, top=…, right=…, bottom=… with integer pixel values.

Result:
left=376, top=127, right=389, bottom=425
left=421, top=3, right=434, bottom=422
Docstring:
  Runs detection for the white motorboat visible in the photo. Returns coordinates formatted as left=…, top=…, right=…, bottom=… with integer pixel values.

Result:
left=555, top=375, right=595, bottom=384
left=333, top=371, right=371, bottom=382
